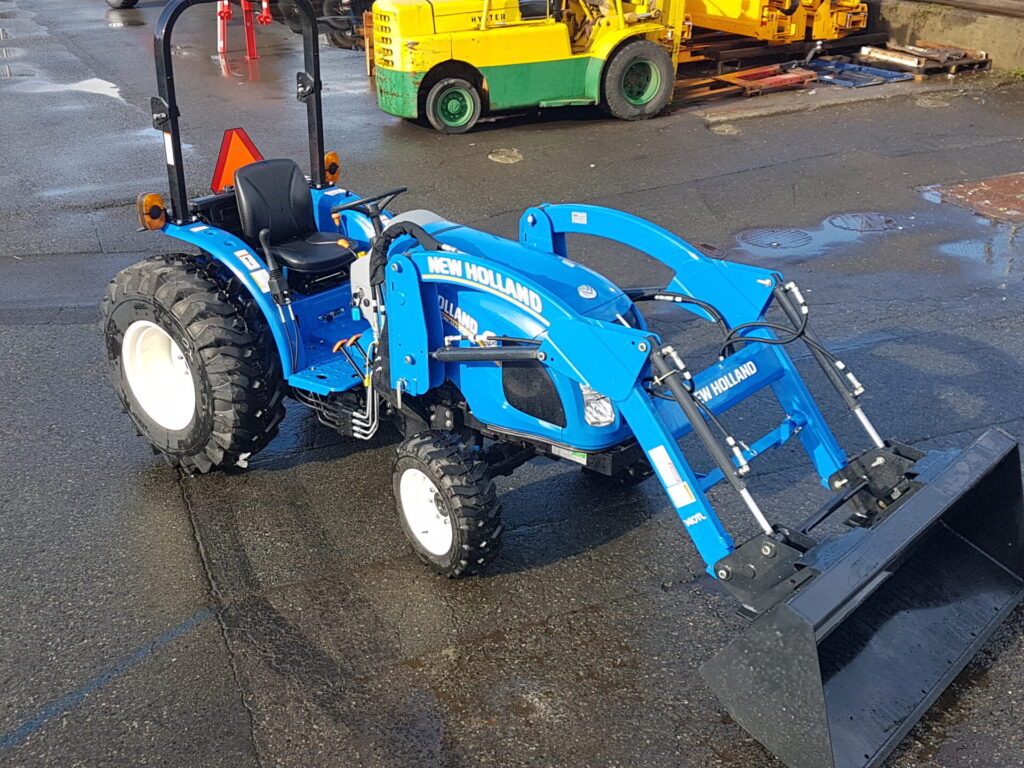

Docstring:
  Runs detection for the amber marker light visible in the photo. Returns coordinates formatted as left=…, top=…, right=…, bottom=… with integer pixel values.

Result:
left=324, top=151, right=341, bottom=184
left=136, top=192, right=167, bottom=231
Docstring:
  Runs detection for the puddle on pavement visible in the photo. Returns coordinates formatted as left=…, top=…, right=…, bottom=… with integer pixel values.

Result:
left=731, top=212, right=909, bottom=260
left=14, top=75, right=125, bottom=101
left=937, top=222, right=1020, bottom=278
left=922, top=184, right=1024, bottom=278
left=723, top=205, right=1024, bottom=282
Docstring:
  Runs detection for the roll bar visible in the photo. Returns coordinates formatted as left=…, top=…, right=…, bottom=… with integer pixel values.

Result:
left=151, top=0, right=326, bottom=223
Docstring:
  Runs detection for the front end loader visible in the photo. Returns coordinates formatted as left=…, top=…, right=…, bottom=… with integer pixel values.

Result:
left=102, top=2, right=1023, bottom=767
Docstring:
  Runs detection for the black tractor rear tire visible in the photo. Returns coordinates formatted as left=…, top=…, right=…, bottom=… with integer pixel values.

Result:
left=600, top=39, right=674, bottom=120
left=393, top=432, right=503, bottom=577
left=106, top=0, right=139, bottom=8
left=424, top=77, right=482, bottom=134
left=100, top=254, right=286, bottom=474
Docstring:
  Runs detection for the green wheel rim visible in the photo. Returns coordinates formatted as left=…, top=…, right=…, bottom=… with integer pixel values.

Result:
left=435, top=86, right=474, bottom=128
left=620, top=59, right=660, bottom=107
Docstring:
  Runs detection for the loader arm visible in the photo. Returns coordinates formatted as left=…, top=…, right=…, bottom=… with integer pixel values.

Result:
left=375, top=205, right=1024, bottom=768
left=381, top=210, right=854, bottom=572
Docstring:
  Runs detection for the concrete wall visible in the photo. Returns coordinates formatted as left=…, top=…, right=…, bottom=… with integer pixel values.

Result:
left=869, top=0, right=1024, bottom=71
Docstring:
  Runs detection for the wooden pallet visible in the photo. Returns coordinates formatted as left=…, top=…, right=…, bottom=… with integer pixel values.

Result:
left=712, top=65, right=816, bottom=96
left=674, top=76, right=745, bottom=105
left=856, top=41, right=991, bottom=75
left=673, top=64, right=815, bottom=107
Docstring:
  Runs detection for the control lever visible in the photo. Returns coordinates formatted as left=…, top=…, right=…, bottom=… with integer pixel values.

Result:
left=258, top=228, right=290, bottom=306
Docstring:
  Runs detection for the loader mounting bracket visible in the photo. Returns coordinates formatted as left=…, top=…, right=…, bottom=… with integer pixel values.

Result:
left=713, top=528, right=818, bottom=617
left=828, top=440, right=926, bottom=527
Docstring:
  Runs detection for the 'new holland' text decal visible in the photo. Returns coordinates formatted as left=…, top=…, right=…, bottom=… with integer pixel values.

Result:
left=424, top=256, right=546, bottom=322
left=694, top=361, right=758, bottom=403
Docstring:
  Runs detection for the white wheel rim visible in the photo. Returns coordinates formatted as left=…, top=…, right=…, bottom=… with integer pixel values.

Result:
left=121, top=320, right=197, bottom=431
left=399, top=468, right=453, bottom=556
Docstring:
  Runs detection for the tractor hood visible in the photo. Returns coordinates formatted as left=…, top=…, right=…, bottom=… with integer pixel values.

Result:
left=424, top=222, right=634, bottom=322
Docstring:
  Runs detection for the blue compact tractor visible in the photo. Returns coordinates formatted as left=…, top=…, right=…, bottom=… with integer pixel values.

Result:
left=101, top=3, right=1024, bottom=767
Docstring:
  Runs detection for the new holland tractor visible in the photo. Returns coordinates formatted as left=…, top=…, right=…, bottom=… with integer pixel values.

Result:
left=101, top=2, right=1024, bottom=767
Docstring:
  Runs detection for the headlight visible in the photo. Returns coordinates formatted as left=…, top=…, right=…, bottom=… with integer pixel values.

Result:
left=580, top=384, right=615, bottom=427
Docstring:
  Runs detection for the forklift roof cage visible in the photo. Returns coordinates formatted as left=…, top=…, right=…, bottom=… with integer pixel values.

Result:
left=152, top=0, right=327, bottom=223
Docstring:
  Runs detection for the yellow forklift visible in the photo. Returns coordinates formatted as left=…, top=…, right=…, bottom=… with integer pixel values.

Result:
left=370, top=0, right=865, bottom=132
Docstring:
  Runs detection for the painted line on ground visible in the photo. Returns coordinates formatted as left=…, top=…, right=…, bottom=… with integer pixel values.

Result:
left=0, top=607, right=216, bottom=751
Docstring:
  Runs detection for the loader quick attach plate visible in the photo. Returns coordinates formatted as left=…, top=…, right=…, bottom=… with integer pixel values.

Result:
left=702, top=428, right=1024, bottom=768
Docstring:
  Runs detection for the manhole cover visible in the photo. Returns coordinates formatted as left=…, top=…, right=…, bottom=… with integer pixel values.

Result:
left=738, top=228, right=812, bottom=249
left=827, top=212, right=902, bottom=232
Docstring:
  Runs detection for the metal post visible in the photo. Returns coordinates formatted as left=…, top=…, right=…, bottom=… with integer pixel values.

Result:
left=217, top=0, right=231, bottom=57
left=295, top=0, right=326, bottom=188
left=153, top=0, right=199, bottom=224
left=241, top=0, right=259, bottom=60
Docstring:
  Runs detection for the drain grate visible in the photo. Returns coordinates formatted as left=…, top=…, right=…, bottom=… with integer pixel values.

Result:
left=694, top=242, right=729, bottom=259
left=827, top=212, right=902, bottom=232
left=738, top=228, right=812, bottom=249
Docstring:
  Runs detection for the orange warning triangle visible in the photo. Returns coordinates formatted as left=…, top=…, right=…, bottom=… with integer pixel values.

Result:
left=211, top=128, right=264, bottom=194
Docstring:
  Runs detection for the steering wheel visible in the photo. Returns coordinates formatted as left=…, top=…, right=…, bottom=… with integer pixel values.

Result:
left=330, top=186, right=407, bottom=215
left=330, top=186, right=407, bottom=236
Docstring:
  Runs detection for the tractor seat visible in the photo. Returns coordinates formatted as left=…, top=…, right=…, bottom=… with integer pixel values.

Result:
left=234, top=158, right=355, bottom=274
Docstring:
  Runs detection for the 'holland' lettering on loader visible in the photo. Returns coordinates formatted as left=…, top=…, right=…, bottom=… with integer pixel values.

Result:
left=695, top=361, right=758, bottom=403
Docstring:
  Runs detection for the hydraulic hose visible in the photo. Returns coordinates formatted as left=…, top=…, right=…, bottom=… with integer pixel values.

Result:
left=626, top=288, right=733, bottom=342
left=368, top=221, right=443, bottom=286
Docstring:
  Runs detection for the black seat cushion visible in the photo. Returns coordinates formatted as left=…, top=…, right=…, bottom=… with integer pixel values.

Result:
left=272, top=231, right=356, bottom=274
left=234, top=158, right=352, bottom=274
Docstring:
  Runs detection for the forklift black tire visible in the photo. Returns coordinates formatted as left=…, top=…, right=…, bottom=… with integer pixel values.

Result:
left=424, top=78, right=482, bottom=134
left=393, top=432, right=503, bottom=577
left=101, top=254, right=287, bottom=474
left=600, top=39, right=674, bottom=120
left=106, top=0, right=139, bottom=7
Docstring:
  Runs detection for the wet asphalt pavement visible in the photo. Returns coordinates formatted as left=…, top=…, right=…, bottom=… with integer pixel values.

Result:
left=2, top=0, right=1024, bottom=766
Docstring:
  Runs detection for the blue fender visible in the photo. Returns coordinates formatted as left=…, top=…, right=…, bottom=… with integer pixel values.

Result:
left=158, top=186, right=377, bottom=378
left=161, top=221, right=296, bottom=375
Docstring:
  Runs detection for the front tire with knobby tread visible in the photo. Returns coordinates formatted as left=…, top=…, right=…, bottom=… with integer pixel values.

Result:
left=393, top=432, right=503, bottom=577
left=100, top=253, right=286, bottom=474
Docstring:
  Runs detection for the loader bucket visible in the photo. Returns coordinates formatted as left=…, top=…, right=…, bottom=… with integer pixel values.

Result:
left=702, top=429, right=1024, bottom=768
